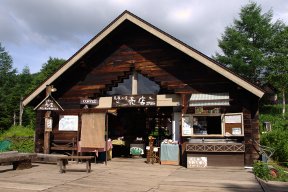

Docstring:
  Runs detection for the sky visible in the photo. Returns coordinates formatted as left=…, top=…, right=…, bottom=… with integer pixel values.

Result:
left=1, top=0, right=287, bottom=74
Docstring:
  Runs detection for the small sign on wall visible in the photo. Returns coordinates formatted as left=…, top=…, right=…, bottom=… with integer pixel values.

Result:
left=45, top=117, right=53, bottom=132
left=80, top=98, right=99, bottom=105
left=182, top=115, right=193, bottom=136
left=224, top=114, right=242, bottom=123
left=187, top=156, right=207, bottom=168
left=59, top=115, right=78, bottom=131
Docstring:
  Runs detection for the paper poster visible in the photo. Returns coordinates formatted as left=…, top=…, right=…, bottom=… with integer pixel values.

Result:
left=182, top=116, right=192, bottom=135
left=225, top=115, right=242, bottom=123
left=187, top=157, right=207, bottom=168
left=59, top=115, right=78, bottom=131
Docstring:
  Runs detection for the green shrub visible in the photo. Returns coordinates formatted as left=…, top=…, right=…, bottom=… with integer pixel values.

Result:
left=253, top=161, right=288, bottom=181
left=260, top=104, right=288, bottom=163
left=261, top=129, right=288, bottom=163
left=9, top=136, right=34, bottom=152
left=0, top=125, right=34, bottom=152
left=0, top=125, right=34, bottom=140
left=253, top=161, right=271, bottom=181
left=272, top=164, right=288, bottom=182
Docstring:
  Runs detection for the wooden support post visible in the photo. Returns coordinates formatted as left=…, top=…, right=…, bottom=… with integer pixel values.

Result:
left=44, top=111, right=51, bottom=154
left=181, top=94, right=189, bottom=115
left=44, top=85, right=53, bottom=154
left=132, top=70, right=138, bottom=95
left=105, top=112, right=108, bottom=166
left=180, top=93, right=190, bottom=144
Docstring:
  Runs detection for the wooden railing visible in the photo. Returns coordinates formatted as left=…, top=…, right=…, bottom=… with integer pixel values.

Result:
left=186, top=143, right=245, bottom=153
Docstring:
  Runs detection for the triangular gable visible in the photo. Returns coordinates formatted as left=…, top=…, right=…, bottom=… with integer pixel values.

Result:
left=23, top=11, right=264, bottom=106
left=34, top=94, right=64, bottom=111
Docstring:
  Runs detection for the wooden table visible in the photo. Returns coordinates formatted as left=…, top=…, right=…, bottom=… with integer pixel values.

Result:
left=57, top=156, right=94, bottom=173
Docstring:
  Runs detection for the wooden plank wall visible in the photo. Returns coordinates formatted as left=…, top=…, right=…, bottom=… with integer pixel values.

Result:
left=50, top=21, right=232, bottom=102
left=187, top=153, right=245, bottom=167
left=243, top=101, right=260, bottom=166
left=33, top=21, right=261, bottom=165
left=35, top=110, right=45, bottom=153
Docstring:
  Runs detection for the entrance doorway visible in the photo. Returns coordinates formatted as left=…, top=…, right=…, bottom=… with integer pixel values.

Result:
left=108, top=107, right=173, bottom=158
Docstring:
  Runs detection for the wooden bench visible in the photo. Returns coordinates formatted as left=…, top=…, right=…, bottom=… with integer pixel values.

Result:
left=57, top=156, right=94, bottom=173
left=34, top=153, right=68, bottom=163
left=0, top=151, right=36, bottom=170
left=51, top=139, right=77, bottom=156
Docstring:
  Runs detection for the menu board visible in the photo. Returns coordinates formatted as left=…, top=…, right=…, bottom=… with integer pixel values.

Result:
left=223, top=113, right=243, bottom=136
left=224, top=114, right=242, bottom=123
left=59, top=115, right=78, bottom=131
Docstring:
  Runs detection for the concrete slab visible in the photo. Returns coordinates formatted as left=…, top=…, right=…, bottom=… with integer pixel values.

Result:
left=0, top=157, right=274, bottom=192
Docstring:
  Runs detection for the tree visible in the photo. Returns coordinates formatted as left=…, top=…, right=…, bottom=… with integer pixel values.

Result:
left=14, top=66, right=34, bottom=125
left=28, top=57, right=65, bottom=92
left=267, top=25, right=288, bottom=117
left=23, top=57, right=65, bottom=127
left=0, top=44, right=66, bottom=130
left=0, top=43, right=17, bottom=130
left=214, top=2, right=275, bottom=84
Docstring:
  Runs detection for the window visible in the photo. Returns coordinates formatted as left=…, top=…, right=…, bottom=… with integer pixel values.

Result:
left=182, top=113, right=243, bottom=137
left=106, top=73, right=160, bottom=95
left=193, top=116, right=222, bottom=135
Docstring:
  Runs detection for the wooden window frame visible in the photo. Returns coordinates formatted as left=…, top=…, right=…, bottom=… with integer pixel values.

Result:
left=182, top=113, right=244, bottom=137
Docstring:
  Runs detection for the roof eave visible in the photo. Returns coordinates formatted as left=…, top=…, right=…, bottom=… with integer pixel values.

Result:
left=23, top=11, right=264, bottom=106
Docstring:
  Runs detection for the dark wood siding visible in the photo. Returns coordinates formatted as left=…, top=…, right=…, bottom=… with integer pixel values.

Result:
left=35, top=111, right=45, bottom=153
left=33, top=20, right=260, bottom=166
left=49, top=20, right=233, bottom=103
left=187, top=153, right=245, bottom=167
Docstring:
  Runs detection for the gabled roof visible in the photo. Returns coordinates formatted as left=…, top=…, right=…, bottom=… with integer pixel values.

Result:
left=23, top=11, right=264, bottom=106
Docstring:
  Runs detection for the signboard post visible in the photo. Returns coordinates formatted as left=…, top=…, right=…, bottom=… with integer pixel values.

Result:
left=34, top=85, right=63, bottom=154
left=44, top=111, right=51, bottom=154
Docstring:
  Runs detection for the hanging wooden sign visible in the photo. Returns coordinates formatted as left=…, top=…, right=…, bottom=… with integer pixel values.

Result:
left=112, top=94, right=156, bottom=107
left=80, top=98, right=99, bottom=106
left=34, top=95, right=64, bottom=111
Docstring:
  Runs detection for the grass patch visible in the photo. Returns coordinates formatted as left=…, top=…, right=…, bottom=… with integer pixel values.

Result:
left=0, top=125, right=34, bottom=153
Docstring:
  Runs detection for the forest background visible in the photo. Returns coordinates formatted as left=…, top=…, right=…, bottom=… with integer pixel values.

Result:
left=0, top=2, right=287, bottom=163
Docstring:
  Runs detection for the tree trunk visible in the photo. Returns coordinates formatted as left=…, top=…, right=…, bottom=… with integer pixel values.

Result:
left=13, top=111, right=16, bottom=126
left=19, top=97, right=23, bottom=126
left=282, top=90, right=286, bottom=118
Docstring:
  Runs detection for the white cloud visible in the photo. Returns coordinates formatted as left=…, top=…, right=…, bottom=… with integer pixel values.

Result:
left=169, top=7, right=194, bottom=23
left=0, top=0, right=287, bottom=73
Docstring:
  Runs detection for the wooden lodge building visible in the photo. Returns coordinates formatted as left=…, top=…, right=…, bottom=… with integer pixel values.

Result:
left=23, top=11, right=265, bottom=167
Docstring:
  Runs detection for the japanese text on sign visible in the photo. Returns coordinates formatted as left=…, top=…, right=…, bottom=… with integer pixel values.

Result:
left=112, top=95, right=156, bottom=107
left=38, top=99, right=60, bottom=111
